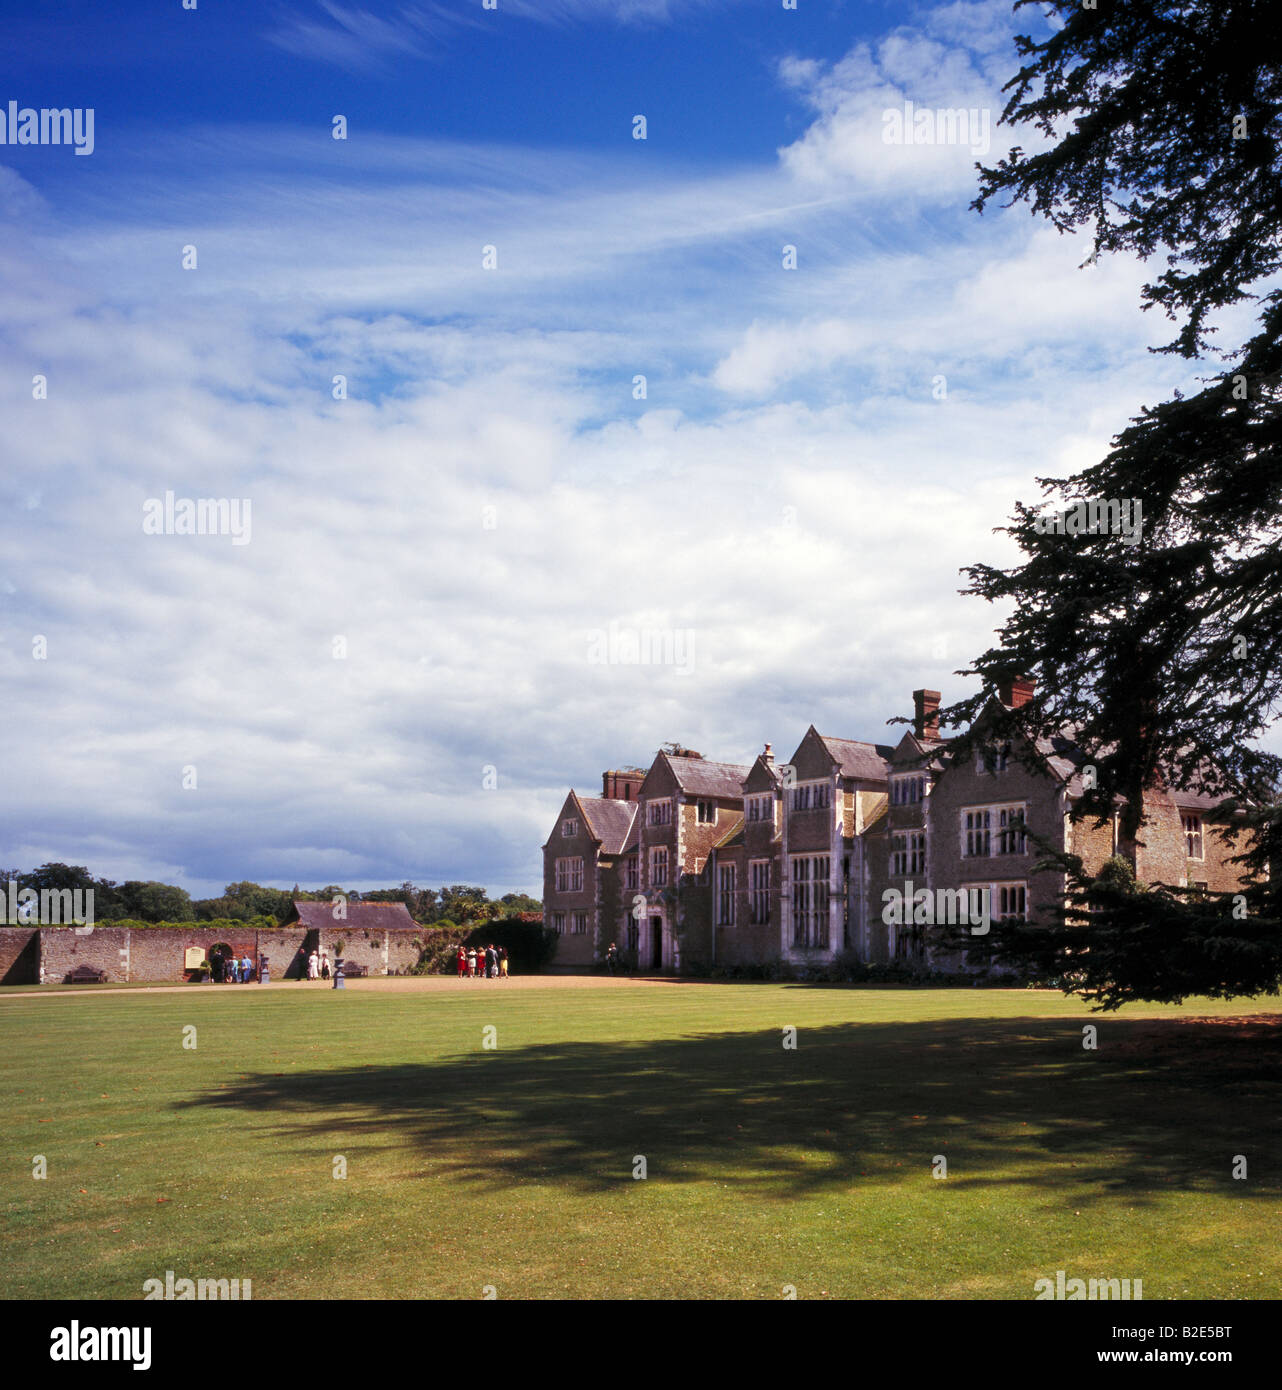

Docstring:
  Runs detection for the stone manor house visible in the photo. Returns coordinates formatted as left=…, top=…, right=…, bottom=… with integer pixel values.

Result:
left=542, top=681, right=1246, bottom=973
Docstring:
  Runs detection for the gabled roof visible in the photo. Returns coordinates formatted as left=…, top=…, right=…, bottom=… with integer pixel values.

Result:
left=954, top=706, right=1235, bottom=808
left=662, top=752, right=751, bottom=798
left=815, top=733, right=894, bottom=781
left=291, top=901, right=417, bottom=931
left=577, top=796, right=636, bottom=854
left=888, top=728, right=947, bottom=771
left=743, top=751, right=783, bottom=792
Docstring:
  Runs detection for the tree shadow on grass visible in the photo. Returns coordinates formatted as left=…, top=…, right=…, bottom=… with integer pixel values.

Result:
left=176, top=1015, right=1282, bottom=1203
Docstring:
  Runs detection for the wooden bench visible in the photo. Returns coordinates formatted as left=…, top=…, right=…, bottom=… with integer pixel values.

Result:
left=337, top=960, right=366, bottom=977
left=64, top=965, right=108, bottom=984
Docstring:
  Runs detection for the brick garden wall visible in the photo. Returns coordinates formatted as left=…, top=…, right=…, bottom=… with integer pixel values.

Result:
left=24, top=926, right=426, bottom=984
left=39, top=927, right=132, bottom=983
left=317, top=926, right=427, bottom=977
left=0, top=927, right=40, bottom=984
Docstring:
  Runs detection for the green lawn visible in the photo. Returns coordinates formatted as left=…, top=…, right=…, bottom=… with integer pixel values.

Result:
left=2, top=980, right=1279, bottom=1299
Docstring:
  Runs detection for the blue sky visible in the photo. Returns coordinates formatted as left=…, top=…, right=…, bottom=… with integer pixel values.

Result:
left=1, top=0, right=1249, bottom=900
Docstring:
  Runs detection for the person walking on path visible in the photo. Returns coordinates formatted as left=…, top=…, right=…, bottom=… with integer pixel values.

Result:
left=499, top=946, right=509, bottom=979
left=307, top=949, right=320, bottom=980
left=485, top=944, right=497, bottom=978
left=320, top=952, right=331, bottom=980
left=457, top=947, right=467, bottom=979
left=467, top=946, right=478, bottom=978
left=606, top=942, right=618, bottom=975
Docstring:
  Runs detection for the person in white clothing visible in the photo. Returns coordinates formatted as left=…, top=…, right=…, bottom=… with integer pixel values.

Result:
left=307, top=949, right=320, bottom=980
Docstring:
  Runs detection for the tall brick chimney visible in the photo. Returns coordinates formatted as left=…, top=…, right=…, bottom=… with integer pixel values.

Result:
left=997, top=675, right=1036, bottom=709
left=913, top=689, right=941, bottom=741
left=763, top=742, right=774, bottom=764
left=603, top=768, right=645, bottom=801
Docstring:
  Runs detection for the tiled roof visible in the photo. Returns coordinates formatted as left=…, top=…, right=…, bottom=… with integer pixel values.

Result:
left=816, top=735, right=894, bottom=781
left=663, top=754, right=751, bottom=797
left=1033, top=730, right=1093, bottom=795
left=291, top=901, right=417, bottom=931
left=713, top=813, right=745, bottom=850
left=577, top=796, right=636, bottom=854
left=893, top=732, right=948, bottom=771
left=1008, top=727, right=1232, bottom=807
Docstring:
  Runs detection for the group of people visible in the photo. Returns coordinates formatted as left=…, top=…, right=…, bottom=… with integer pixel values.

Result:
left=213, top=951, right=255, bottom=983
left=305, top=949, right=332, bottom=981
left=457, top=944, right=509, bottom=979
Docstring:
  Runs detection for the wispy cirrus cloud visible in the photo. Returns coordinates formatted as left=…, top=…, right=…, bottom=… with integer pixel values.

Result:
left=263, top=2, right=479, bottom=73
left=265, top=0, right=746, bottom=73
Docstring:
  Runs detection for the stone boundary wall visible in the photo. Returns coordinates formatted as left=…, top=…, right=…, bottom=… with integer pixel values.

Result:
left=25, top=926, right=431, bottom=984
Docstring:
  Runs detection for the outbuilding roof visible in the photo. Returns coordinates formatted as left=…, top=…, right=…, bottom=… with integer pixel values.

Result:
left=289, top=901, right=417, bottom=931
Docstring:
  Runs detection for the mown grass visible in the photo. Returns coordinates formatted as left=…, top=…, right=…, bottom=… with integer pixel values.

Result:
left=2, top=981, right=1279, bottom=1299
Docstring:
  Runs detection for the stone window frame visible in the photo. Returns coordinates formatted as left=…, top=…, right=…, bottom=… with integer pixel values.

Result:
left=789, top=854, right=831, bottom=948
left=891, top=829, right=926, bottom=875
left=961, top=808, right=991, bottom=858
left=789, top=780, right=832, bottom=813
left=716, top=863, right=736, bottom=925
left=554, top=856, right=584, bottom=893
left=749, top=859, right=771, bottom=923
left=992, top=881, right=1027, bottom=920
left=975, top=742, right=1011, bottom=775
left=890, top=773, right=926, bottom=805
left=993, top=803, right=1028, bottom=856
left=1182, top=813, right=1204, bottom=860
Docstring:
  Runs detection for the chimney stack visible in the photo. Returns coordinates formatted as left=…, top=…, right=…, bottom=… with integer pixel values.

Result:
left=603, top=768, right=645, bottom=800
left=913, top=689, right=941, bottom=741
left=763, top=742, right=774, bottom=764
left=997, top=675, right=1036, bottom=710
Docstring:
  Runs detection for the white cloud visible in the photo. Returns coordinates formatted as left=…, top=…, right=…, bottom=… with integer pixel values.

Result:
left=6, top=3, right=1264, bottom=899
left=265, top=0, right=746, bottom=72
left=775, top=8, right=1038, bottom=196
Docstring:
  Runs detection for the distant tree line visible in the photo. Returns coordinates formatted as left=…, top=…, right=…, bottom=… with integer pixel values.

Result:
left=0, top=864, right=540, bottom=927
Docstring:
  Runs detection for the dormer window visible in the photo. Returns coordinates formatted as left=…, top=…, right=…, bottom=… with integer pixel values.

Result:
left=697, top=799, right=716, bottom=824
left=647, top=799, right=672, bottom=826
left=561, top=818, right=578, bottom=837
